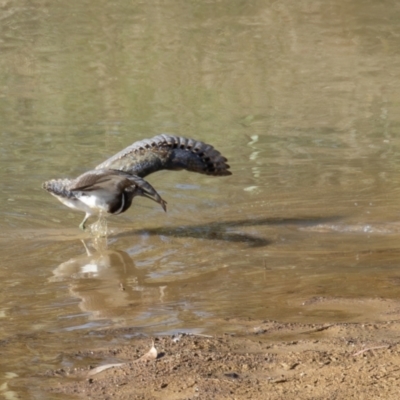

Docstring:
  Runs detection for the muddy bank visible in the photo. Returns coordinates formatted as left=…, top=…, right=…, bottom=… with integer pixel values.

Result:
left=41, top=315, right=400, bottom=399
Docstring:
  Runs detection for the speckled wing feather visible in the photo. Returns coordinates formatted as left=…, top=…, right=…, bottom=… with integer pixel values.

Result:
left=95, top=134, right=232, bottom=178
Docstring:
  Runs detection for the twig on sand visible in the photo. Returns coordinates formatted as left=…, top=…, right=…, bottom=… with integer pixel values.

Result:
left=352, top=345, right=390, bottom=357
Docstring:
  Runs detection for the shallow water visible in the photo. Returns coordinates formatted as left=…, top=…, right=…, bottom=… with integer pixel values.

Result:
left=2, top=0, right=400, bottom=397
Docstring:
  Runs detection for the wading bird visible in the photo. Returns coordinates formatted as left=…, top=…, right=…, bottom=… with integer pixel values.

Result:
left=42, top=134, right=231, bottom=230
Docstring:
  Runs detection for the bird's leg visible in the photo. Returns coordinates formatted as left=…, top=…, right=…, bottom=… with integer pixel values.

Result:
left=79, top=213, right=91, bottom=230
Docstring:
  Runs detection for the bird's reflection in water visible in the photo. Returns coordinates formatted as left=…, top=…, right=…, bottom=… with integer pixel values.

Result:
left=49, top=238, right=168, bottom=321
left=49, top=215, right=343, bottom=322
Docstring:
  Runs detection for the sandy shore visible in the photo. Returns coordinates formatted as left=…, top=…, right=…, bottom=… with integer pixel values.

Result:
left=43, top=300, right=400, bottom=399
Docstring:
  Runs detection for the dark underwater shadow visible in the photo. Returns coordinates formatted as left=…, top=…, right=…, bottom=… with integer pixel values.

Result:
left=114, top=216, right=342, bottom=248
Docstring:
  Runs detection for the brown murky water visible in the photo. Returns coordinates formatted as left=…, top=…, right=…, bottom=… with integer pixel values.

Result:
left=2, top=0, right=400, bottom=397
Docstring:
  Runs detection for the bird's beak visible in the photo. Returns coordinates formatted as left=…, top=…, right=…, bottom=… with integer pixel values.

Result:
left=140, top=191, right=167, bottom=212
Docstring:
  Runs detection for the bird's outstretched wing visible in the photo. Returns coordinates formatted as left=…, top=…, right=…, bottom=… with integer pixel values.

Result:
left=95, top=134, right=231, bottom=178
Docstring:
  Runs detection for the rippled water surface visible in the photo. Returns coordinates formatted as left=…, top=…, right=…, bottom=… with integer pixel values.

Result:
left=2, top=0, right=400, bottom=397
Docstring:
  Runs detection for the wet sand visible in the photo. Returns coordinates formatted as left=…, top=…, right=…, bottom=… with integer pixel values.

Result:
left=35, top=297, right=400, bottom=399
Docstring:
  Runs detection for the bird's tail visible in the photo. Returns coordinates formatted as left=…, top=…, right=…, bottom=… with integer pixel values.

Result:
left=42, top=179, right=74, bottom=198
